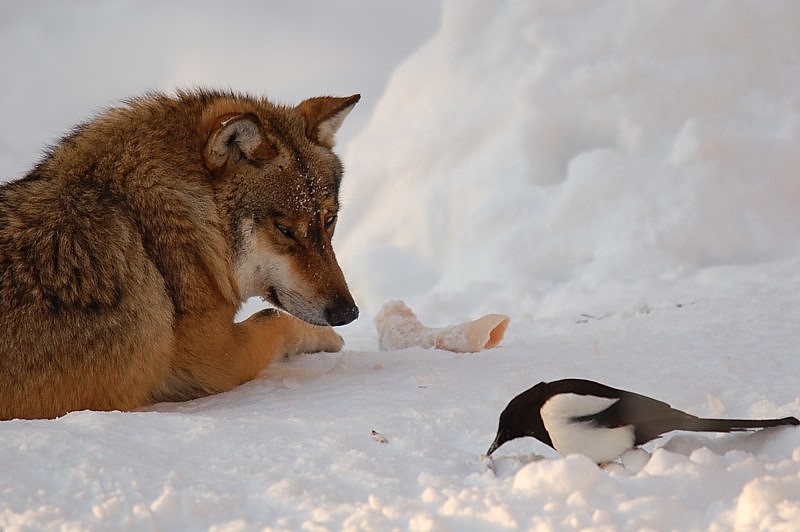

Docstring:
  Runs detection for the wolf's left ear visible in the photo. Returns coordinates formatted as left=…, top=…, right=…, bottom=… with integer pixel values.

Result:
left=204, top=113, right=276, bottom=173
left=296, top=94, right=361, bottom=148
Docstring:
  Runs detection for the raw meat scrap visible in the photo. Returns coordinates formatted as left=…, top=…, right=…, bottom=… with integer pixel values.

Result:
left=374, top=300, right=510, bottom=353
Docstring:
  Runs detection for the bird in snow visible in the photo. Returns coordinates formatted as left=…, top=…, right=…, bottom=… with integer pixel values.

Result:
left=486, top=378, right=799, bottom=464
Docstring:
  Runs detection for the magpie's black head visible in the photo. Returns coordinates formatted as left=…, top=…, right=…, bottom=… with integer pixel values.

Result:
left=486, top=381, right=550, bottom=456
left=486, top=411, right=526, bottom=456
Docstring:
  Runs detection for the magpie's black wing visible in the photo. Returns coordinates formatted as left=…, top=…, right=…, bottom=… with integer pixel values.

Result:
left=550, top=379, right=799, bottom=445
left=558, top=379, right=698, bottom=445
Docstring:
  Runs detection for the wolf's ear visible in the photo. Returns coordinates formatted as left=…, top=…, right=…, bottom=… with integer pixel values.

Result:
left=296, top=94, right=361, bottom=148
left=204, top=113, right=276, bottom=173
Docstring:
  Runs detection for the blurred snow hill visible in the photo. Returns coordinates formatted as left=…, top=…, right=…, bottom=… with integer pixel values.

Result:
left=338, top=0, right=800, bottom=319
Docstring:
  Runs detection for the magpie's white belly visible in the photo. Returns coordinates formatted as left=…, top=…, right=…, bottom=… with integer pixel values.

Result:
left=540, top=393, right=635, bottom=463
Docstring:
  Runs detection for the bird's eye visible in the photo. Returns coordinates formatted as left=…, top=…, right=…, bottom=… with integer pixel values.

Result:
left=275, top=223, right=295, bottom=241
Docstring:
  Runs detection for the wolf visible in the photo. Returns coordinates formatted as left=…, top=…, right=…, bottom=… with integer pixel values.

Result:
left=0, top=89, right=360, bottom=419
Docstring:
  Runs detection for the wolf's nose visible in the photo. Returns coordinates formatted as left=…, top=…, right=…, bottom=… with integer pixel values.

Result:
left=325, top=302, right=359, bottom=326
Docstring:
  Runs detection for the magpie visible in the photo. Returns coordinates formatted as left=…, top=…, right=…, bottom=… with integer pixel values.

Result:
left=486, top=378, right=800, bottom=464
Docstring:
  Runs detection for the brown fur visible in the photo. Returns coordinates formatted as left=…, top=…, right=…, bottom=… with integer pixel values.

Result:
left=0, top=89, right=360, bottom=419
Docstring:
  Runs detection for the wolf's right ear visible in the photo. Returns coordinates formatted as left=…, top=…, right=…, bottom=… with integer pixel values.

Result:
left=204, top=113, right=276, bottom=173
left=296, top=94, right=361, bottom=148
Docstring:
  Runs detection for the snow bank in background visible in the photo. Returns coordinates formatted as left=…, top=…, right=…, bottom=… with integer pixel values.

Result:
left=339, top=0, right=800, bottom=319
left=0, top=1, right=440, bottom=180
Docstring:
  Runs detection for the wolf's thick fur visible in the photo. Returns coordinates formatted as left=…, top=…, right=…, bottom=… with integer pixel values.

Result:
left=0, top=90, right=360, bottom=419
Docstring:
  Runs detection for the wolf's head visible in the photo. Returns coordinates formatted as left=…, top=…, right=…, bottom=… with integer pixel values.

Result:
left=203, top=94, right=360, bottom=327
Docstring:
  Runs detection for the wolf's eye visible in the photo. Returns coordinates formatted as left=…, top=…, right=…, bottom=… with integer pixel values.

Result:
left=325, top=215, right=338, bottom=231
left=275, top=223, right=295, bottom=241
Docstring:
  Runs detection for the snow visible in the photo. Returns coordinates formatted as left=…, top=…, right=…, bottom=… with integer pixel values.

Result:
left=3, top=0, right=800, bottom=530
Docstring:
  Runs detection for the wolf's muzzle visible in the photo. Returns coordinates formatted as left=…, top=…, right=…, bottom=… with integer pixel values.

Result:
left=325, top=299, right=359, bottom=326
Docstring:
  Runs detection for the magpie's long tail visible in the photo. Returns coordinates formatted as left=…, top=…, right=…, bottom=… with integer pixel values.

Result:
left=678, top=416, right=800, bottom=433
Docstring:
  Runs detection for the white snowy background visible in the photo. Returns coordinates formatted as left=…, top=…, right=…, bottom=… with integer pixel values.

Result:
left=3, top=1, right=800, bottom=530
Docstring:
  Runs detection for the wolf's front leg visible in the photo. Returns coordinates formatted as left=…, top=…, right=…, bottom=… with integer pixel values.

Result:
left=166, top=307, right=343, bottom=401
left=239, top=308, right=344, bottom=359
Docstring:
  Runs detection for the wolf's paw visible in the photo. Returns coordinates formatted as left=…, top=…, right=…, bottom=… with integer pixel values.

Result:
left=253, top=308, right=345, bottom=355
left=315, top=326, right=345, bottom=353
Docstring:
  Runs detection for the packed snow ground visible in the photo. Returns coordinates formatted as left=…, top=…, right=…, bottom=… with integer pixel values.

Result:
left=3, top=1, right=800, bottom=530
left=3, top=264, right=800, bottom=530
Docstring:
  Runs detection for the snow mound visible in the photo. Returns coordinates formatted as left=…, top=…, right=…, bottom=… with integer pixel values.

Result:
left=338, top=0, right=800, bottom=319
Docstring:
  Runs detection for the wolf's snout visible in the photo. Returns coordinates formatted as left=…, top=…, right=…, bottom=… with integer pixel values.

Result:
left=325, top=299, right=359, bottom=326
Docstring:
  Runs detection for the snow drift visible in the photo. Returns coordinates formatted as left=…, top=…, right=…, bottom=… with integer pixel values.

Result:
left=338, top=0, right=800, bottom=320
